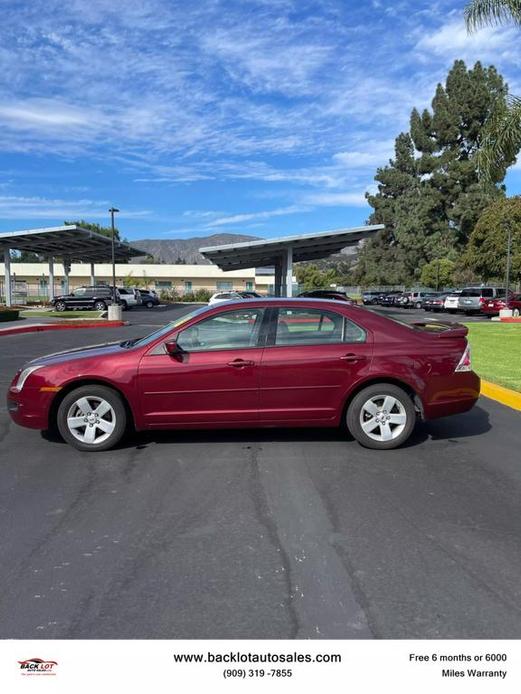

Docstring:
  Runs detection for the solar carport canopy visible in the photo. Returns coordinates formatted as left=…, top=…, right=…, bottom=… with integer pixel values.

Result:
left=200, top=225, right=384, bottom=296
left=0, top=225, right=144, bottom=262
left=199, top=225, right=384, bottom=270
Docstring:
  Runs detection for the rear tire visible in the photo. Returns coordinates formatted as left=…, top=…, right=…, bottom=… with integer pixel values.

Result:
left=94, top=300, right=106, bottom=311
left=346, top=384, right=416, bottom=450
left=120, top=300, right=128, bottom=311
left=55, top=301, right=66, bottom=312
left=514, top=308, right=520, bottom=318
left=57, top=385, right=127, bottom=451
left=145, top=300, right=154, bottom=309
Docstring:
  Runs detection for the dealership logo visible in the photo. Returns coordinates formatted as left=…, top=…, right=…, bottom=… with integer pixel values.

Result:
left=18, top=658, right=58, bottom=675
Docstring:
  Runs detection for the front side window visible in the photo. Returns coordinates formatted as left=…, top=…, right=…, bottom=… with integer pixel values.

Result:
left=274, top=308, right=365, bottom=346
left=177, top=308, right=264, bottom=352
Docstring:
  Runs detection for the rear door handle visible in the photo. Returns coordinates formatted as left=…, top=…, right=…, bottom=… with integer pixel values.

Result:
left=340, top=353, right=366, bottom=362
left=227, top=359, right=255, bottom=368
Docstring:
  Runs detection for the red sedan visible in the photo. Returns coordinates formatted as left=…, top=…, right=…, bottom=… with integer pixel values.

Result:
left=7, top=299, right=480, bottom=452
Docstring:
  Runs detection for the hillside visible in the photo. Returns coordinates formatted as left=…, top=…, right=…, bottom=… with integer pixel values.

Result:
left=130, top=233, right=260, bottom=264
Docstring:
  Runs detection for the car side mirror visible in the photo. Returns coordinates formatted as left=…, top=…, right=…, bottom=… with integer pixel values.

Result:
left=164, top=338, right=185, bottom=360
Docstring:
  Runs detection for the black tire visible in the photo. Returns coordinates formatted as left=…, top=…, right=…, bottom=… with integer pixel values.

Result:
left=346, top=383, right=416, bottom=450
left=94, top=300, right=106, bottom=311
left=415, top=301, right=422, bottom=309
left=120, top=300, right=128, bottom=311
left=55, top=301, right=66, bottom=312
left=56, top=384, right=127, bottom=452
left=145, top=300, right=154, bottom=309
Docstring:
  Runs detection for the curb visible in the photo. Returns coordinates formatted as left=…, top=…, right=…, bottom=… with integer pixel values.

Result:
left=481, top=380, right=521, bottom=412
left=0, top=320, right=128, bottom=337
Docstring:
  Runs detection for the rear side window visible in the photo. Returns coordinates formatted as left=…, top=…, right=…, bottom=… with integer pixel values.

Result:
left=460, top=288, right=481, bottom=297
left=482, top=288, right=494, bottom=298
left=274, top=308, right=365, bottom=346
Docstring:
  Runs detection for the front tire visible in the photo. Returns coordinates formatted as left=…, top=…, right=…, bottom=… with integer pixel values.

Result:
left=346, top=384, right=416, bottom=450
left=57, top=385, right=127, bottom=451
left=55, top=301, right=66, bottom=312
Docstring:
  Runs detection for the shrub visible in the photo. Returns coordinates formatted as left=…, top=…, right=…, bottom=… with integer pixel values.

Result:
left=0, top=308, right=20, bottom=322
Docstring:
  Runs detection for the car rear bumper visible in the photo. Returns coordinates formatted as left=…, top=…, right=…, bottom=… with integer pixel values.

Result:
left=422, top=372, right=481, bottom=420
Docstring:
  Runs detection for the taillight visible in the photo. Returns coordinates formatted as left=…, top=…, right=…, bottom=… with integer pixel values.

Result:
left=455, top=344, right=472, bottom=372
left=479, top=297, right=486, bottom=305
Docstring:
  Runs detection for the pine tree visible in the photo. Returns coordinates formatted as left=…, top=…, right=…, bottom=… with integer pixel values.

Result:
left=354, top=60, right=511, bottom=284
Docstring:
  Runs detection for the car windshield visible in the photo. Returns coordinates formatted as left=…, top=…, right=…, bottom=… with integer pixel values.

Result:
left=123, top=306, right=210, bottom=348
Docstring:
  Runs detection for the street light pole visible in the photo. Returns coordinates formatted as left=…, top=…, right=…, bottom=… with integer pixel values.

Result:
left=109, top=207, right=119, bottom=304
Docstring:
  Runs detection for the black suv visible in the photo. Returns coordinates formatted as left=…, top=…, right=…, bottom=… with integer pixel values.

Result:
left=51, top=286, right=116, bottom=312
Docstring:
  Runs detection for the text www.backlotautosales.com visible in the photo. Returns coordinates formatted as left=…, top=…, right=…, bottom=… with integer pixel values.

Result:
left=173, top=650, right=342, bottom=679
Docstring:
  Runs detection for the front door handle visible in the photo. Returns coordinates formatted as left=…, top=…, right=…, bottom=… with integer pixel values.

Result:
left=340, top=353, right=366, bottom=363
left=227, top=359, right=255, bottom=368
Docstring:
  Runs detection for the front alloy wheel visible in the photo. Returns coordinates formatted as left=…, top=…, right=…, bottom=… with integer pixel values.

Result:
left=347, top=384, right=416, bottom=450
left=55, top=301, right=66, bottom=312
left=57, top=385, right=127, bottom=451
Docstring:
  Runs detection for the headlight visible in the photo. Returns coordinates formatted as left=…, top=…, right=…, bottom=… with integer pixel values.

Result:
left=13, top=365, right=43, bottom=392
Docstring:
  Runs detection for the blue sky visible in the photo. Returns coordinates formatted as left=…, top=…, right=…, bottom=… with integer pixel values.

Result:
left=0, top=0, right=520, bottom=241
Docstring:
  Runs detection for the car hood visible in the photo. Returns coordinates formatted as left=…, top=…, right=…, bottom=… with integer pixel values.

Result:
left=27, top=341, right=125, bottom=368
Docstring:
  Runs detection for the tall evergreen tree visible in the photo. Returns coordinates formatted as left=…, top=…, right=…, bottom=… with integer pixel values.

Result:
left=354, top=60, right=511, bottom=284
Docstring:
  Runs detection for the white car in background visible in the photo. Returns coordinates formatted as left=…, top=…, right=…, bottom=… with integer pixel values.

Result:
left=208, top=291, right=243, bottom=304
left=444, top=290, right=462, bottom=313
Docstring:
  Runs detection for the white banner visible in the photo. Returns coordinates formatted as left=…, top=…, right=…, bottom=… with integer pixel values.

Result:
left=1, top=640, right=519, bottom=693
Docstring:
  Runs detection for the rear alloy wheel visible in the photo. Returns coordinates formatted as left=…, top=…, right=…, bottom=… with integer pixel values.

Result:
left=120, top=300, right=128, bottom=311
left=347, top=384, right=416, bottom=450
left=55, top=301, right=66, bottom=312
left=415, top=301, right=422, bottom=309
left=94, top=300, right=106, bottom=311
left=57, top=385, right=127, bottom=451
left=145, top=300, right=154, bottom=309
left=514, top=308, right=520, bottom=318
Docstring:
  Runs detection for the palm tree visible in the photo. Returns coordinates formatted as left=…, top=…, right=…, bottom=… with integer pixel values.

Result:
left=464, top=0, right=521, bottom=181
left=465, top=0, right=521, bottom=30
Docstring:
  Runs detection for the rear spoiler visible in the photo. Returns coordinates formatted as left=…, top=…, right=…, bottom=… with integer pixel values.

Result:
left=410, top=321, right=468, bottom=339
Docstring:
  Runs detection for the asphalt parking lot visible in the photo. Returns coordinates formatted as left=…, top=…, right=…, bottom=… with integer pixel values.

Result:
left=1, top=303, right=520, bottom=639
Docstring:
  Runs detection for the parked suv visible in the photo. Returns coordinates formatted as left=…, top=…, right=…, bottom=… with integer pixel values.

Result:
left=117, top=287, right=142, bottom=310
left=458, top=287, right=507, bottom=315
left=444, top=290, right=462, bottom=313
left=51, top=285, right=116, bottom=312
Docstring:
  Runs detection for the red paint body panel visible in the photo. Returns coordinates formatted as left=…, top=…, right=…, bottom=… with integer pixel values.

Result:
left=7, top=299, right=480, bottom=436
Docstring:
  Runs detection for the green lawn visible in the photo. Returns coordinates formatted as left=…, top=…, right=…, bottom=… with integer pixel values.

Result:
left=21, top=310, right=104, bottom=319
left=464, top=323, right=521, bottom=392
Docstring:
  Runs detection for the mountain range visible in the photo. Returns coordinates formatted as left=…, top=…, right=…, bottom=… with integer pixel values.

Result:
left=129, top=233, right=260, bottom=264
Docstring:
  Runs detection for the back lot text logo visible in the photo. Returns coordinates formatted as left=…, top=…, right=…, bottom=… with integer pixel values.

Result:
left=18, top=658, right=58, bottom=675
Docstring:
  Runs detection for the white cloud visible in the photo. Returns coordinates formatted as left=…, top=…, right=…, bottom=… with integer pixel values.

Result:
left=415, top=19, right=519, bottom=63
left=0, top=195, right=149, bottom=220
left=302, top=191, right=371, bottom=207
left=209, top=205, right=306, bottom=227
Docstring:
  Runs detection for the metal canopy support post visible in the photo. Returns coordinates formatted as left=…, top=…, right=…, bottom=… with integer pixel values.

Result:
left=4, top=249, right=12, bottom=307
left=90, top=262, right=95, bottom=286
left=63, top=258, right=71, bottom=295
left=285, top=245, right=293, bottom=298
left=274, top=261, right=282, bottom=297
left=48, top=257, right=54, bottom=301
